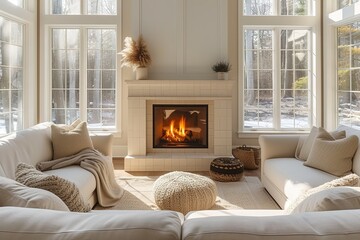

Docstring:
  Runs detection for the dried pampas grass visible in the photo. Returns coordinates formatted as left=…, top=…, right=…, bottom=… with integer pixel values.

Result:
left=119, top=35, right=151, bottom=70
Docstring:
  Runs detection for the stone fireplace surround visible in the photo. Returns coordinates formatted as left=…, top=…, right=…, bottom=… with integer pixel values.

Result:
left=125, top=80, right=233, bottom=171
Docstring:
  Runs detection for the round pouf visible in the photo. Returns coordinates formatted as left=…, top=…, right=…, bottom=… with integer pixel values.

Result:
left=153, top=171, right=217, bottom=214
left=210, top=157, right=244, bottom=182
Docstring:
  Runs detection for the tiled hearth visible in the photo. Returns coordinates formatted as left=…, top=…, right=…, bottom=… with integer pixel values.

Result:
left=125, top=80, right=233, bottom=171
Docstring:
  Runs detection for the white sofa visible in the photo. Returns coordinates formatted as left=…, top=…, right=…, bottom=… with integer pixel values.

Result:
left=1, top=123, right=360, bottom=240
left=259, top=125, right=360, bottom=209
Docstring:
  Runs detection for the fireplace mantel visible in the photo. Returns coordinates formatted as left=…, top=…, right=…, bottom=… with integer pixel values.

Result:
left=125, top=79, right=233, bottom=171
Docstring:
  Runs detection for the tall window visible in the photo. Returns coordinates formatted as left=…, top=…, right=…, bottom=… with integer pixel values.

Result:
left=240, top=0, right=319, bottom=132
left=42, top=0, right=119, bottom=131
left=0, top=16, right=24, bottom=134
left=337, top=22, right=360, bottom=128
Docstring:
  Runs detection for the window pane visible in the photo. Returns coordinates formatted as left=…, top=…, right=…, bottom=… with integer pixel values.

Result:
left=281, top=0, right=309, bottom=16
left=51, top=28, right=80, bottom=124
left=243, top=0, right=273, bottom=16
left=337, top=21, right=360, bottom=129
left=88, top=0, right=117, bottom=15
left=281, top=29, right=311, bottom=129
left=52, top=0, right=81, bottom=15
left=339, top=0, right=360, bottom=9
left=244, top=29, right=273, bottom=129
left=87, top=29, right=116, bottom=128
left=0, top=17, right=23, bottom=134
left=7, top=0, right=23, bottom=8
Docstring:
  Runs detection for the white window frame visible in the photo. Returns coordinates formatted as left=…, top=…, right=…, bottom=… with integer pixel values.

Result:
left=323, top=1, right=360, bottom=130
left=39, top=1, right=122, bottom=135
left=0, top=0, right=37, bottom=134
left=243, top=0, right=314, bottom=16
left=238, top=0, right=321, bottom=138
left=48, top=0, right=117, bottom=15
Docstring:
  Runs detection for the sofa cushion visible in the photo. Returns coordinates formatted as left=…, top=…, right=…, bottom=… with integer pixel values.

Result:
left=0, top=176, right=69, bottom=211
left=337, top=125, right=360, bottom=176
left=263, top=158, right=337, bottom=207
left=15, top=163, right=91, bottom=212
left=304, top=128, right=358, bottom=176
left=290, top=187, right=360, bottom=214
left=51, top=121, right=93, bottom=159
left=286, top=173, right=359, bottom=213
left=296, top=126, right=346, bottom=161
left=0, top=207, right=183, bottom=240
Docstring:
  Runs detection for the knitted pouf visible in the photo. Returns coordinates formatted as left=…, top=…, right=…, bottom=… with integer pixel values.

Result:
left=153, top=171, right=217, bottom=214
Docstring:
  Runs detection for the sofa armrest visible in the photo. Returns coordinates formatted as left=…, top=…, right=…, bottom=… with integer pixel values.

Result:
left=90, top=133, right=113, bottom=157
left=259, top=135, right=300, bottom=161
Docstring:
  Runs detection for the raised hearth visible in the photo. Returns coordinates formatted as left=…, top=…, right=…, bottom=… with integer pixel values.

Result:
left=125, top=80, right=233, bottom=171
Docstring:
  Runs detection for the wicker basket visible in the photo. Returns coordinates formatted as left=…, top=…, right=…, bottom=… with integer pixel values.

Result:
left=210, top=157, right=244, bottom=182
left=232, top=145, right=261, bottom=170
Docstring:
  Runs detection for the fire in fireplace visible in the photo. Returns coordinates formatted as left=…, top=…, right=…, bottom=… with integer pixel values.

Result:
left=153, top=104, right=208, bottom=148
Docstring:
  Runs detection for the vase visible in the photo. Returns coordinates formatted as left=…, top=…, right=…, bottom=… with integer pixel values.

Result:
left=217, top=72, right=228, bottom=80
left=136, top=67, right=148, bottom=80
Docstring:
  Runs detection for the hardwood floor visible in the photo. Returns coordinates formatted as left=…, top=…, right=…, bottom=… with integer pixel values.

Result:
left=112, top=158, right=261, bottom=178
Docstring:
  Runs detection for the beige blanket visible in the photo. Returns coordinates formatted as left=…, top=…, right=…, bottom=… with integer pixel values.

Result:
left=36, top=148, right=124, bottom=207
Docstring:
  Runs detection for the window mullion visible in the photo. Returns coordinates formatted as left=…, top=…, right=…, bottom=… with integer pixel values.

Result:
left=273, top=28, right=281, bottom=130
left=80, top=27, right=87, bottom=121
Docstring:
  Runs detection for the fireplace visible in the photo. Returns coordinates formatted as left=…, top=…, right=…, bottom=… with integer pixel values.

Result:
left=153, top=104, right=208, bottom=148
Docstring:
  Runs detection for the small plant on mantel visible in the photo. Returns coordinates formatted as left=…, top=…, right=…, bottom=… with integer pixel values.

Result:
left=211, top=61, right=231, bottom=80
left=119, top=35, right=152, bottom=80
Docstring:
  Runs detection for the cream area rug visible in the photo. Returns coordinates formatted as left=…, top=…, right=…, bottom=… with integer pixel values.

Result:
left=95, top=176, right=280, bottom=211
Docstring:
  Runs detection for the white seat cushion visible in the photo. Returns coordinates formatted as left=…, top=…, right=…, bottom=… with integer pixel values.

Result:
left=45, top=165, right=96, bottom=203
left=263, top=158, right=337, bottom=202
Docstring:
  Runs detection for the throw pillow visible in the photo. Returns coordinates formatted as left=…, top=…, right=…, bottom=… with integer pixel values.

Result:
left=286, top=173, right=360, bottom=213
left=15, top=163, right=91, bottom=212
left=51, top=121, right=93, bottom=159
left=296, top=127, right=346, bottom=161
left=304, top=127, right=358, bottom=176
left=0, top=176, right=69, bottom=211
left=290, top=187, right=360, bottom=214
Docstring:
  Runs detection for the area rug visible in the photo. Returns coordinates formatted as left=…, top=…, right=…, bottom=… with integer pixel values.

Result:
left=94, top=176, right=280, bottom=211
left=95, top=176, right=280, bottom=210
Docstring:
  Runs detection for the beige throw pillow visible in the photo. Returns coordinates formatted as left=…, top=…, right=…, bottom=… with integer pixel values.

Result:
left=0, top=176, right=69, bottom=211
left=290, top=187, right=360, bottom=214
left=51, top=121, right=93, bottom=159
left=286, top=173, right=360, bottom=213
left=296, top=127, right=346, bottom=161
left=15, top=163, right=91, bottom=212
left=304, top=127, right=358, bottom=176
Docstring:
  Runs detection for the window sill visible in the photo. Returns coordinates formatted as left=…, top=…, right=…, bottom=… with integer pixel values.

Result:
left=238, top=130, right=310, bottom=139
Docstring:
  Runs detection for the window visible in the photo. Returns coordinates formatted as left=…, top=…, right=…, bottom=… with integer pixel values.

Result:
left=243, top=0, right=311, bottom=16
left=337, top=22, right=360, bottom=128
left=51, top=28, right=117, bottom=128
left=243, top=28, right=311, bottom=130
left=41, top=0, right=120, bottom=131
left=0, top=16, right=24, bottom=134
left=51, top=0, right=116, bottom=15
left=239, top=0, right=320, bottom=133
left=7, top=0, right=23, bottom=8
left=338, top=0, right=360, bottom=9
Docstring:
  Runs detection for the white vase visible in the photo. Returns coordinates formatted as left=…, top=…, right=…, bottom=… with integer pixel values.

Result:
left=217, top=72, right=228, bottom=80
left=136, top=67, right=148, bottom=80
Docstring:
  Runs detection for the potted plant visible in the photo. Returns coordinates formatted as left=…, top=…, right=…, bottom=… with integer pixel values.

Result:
left=119, top=35, right=152, bottom=80
left=211, top=61, right=231, bottom=80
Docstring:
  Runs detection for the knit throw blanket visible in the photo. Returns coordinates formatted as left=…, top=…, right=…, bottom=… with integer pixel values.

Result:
left=36, top=148, right=124, bottom=207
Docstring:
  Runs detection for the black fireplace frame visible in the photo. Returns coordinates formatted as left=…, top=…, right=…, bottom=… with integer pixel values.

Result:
left=152, top=104, right=209, bottom=148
